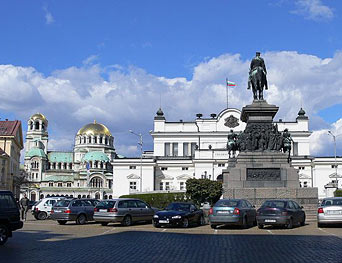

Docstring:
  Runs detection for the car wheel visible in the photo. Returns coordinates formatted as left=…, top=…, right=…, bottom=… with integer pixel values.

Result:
left=287, top=218, right=293, bottom=229
left=198, top=216, right=205, bottom=226
left=257, top=224, right=264, bottom=229
left=182, top=218, right=189, bottom=228
left=0, top=224, right=9, bottom=245
left=76, top=214, right=86, bottom=225
left=101, top=222, right=109, bottom=226
left=242, top=216, right=248, bottom=229
left=121, top=215, right=132, bottom=226
left=210, top=224, right=217, bottom=229
left=300, top=216, right=306, bottom=226
left=37, top=211, right=47, bottom=220
left=317, top=222, right=324, bottom=228
left=34, top=215, right=39, bottom=220
left=153, top=222, right=160, bottom=228
left=57, top=220, right=67, bottom=225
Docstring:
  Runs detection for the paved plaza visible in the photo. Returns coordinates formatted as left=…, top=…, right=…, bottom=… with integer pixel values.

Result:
left=1, top=214, right=342, bottom=263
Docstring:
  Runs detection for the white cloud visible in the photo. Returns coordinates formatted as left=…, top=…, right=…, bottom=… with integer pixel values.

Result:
left=43, top=6, right=55, bottom=25
left=292, top=0, right=334, bottom=21
left=1, top=51, right=342, bottom=156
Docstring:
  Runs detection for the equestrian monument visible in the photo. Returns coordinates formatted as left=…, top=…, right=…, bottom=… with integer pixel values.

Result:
left=223, top=52, right=318, bottom=208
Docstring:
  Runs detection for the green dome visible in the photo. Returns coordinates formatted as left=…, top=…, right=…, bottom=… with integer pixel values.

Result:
left=26, top=148, right=47, bottom=158
left=82, top=151, right=110, bottom=162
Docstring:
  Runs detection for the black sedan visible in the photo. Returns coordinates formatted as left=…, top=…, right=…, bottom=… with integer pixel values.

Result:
left=256, top=199, right=306, bottom=229
left=153, top=202, right=205, bottom=228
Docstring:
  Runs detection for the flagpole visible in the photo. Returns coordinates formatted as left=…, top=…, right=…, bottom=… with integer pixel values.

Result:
left=226, top=78, right=229, bottom=109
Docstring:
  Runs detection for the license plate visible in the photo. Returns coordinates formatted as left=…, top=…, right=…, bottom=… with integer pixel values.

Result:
left=265, top=219, right=276, bottom=223
left=159, top=220, right=169, bottom=224
left=54, top=210, right=61, bottom=213
left=99, top=209, right=107, bottom=212
left=217, top=211, right=230, bottom=214
left=328, top=210, right=342, bottom=215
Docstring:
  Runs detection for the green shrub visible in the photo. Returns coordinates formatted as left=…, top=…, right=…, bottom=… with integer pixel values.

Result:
left=119, top=192, right=187, bottom=209
left=186, top=178, right=223, bottom=206
left=334, top=189, right=342, bottom=197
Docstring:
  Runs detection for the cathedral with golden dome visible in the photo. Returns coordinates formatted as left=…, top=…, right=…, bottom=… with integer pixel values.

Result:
left=24, top=113, right=116, bottom=200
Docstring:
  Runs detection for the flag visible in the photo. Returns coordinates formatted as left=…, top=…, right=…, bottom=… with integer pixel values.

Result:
left=226, top=80, right=236, bottom=87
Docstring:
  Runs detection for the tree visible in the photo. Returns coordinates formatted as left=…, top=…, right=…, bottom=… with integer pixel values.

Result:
left=334, top=189, right=342, bottom=197
left=186, top=178, right=223, bottom=206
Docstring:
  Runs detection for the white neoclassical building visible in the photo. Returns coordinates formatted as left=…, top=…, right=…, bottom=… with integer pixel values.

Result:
left=23, top=107, right=341, bottom=201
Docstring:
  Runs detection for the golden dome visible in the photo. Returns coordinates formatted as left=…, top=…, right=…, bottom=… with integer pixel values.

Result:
left=77, top=121, right=112, bottom=137
left=30, top=113, right=47, bottom=122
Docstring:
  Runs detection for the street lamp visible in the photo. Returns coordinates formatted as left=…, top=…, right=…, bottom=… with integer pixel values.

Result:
left=129, top=130, right=143, bottom=192
left=328, top=131, right=341, bottom=188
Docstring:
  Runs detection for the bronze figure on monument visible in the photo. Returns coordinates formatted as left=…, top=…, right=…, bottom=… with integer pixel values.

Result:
left=248, top=52, right=268, bottom=100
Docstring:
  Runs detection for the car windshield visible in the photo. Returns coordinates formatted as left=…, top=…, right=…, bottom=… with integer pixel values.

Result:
left=54, top=200, right=71, bottom=207
left=165, top=203, right=191, bottom=211
left=322, top=199, right=342, bottom=206
left=215, top=200, right=239, bottom=207
left=96, top=201, right=116, bottom=209
left=262, top=201, right=286, bottom=208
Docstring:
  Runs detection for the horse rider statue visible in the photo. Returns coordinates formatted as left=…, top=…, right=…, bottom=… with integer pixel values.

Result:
left=248, top=52, right=268, bottom=100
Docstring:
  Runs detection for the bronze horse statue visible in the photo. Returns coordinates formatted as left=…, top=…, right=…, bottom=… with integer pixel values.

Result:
left=248, top=52, right=268, bottom=100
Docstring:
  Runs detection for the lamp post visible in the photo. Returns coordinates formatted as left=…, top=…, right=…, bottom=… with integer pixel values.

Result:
left=328, top=131, right=340, bottom=188
left=129, top=130, right=143, bottom=192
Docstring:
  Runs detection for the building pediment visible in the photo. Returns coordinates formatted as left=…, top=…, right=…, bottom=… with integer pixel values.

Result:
left=176, top=174, right=191, bottom=180
left=329, top=173, right=342, bottom=178
left=127, top=173, right=140, bottom=179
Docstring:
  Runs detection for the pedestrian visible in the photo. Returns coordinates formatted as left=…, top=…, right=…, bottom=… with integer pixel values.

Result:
left=20, top=194, right=29, bottom=221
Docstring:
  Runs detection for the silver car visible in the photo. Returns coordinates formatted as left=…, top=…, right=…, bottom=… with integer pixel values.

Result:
left=317, top=197, right=342, bottom=227
left=94, top=198, right=156, bottom=226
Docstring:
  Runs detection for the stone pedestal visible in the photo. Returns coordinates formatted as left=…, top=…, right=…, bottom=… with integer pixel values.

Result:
left=223, top=100, right=318, bottom=209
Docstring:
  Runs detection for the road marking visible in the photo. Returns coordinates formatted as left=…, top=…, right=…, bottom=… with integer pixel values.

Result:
left=23, top=222, right=57, bottom=226
left=318, top=228, right=342, bottom=239
left=162, top=229, right=167, bottom=232
left=267, top=230, right=274, bottom=235
left=101, top=228, right=116, bottom=235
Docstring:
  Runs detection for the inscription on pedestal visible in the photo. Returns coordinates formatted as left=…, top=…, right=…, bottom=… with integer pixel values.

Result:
left=247, top=168, right=281, bottom=181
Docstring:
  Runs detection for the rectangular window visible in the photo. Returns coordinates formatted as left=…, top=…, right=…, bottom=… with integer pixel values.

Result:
left=180, top=182, right=185, bottom=190
left=57, top=182, right=63, bottom=187
left=159, top=182, right=163, bottom=190
left=182, top=167, right=188, bottom=170
left=129, top=181, right=137, bottom=190
left=67, top=183, right=72, bottom=187
left=183, top=143, right=189, bottom=156
left=303, top=181, right=308, bottom=187
left=332, top=165, right=338, bottom=168
left=129, top=166, right=136, bottom=169
left=49, top=182, right=53, bottom=187
left=165, top=182, right=170, bottom=190
left=293, top=142, right=298, bottom=156
left=218, top=163, right=225, bottom=167
left=191, top=143, right=197, bottom=157
left=172, top=143, right=178, bottom=156
left=299, top=166, right=305, bottom=170
left=164, top=143, right=171, bottom=157
left=161, top=167, right=168, bottom=171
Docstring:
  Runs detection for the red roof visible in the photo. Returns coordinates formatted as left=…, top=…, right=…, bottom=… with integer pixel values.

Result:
left=0, top=120, right=21, bottom=136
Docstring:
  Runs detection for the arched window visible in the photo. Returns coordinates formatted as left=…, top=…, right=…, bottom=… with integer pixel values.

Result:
left=42, top=123, right=45, bottom=130
left=90, top=177, right=103, bottom=188
left=83, top=137, right=86, bottom=144
left=82, top=195, right=86, bottom=198
left=79, top=137, right=82, bottom=144
left=35, top=121, right=39, bottom=130
left=95, top=193, right=100, bottom=199
left=105, top=137, right=108, bottom=145
left=99, top=137, right=103, bottom=144
left=88, top=136, right=91, bottom=144
left=78, top=195, right=81, bottom=199
left=109, top=195, right=112, bottom=199
left=40, top=194, right=44, bottom=199
left=94, top=137, right=97, bottom=144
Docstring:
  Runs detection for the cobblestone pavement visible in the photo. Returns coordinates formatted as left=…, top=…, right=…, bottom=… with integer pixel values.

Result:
left=1, top=214, right=342, bottom=263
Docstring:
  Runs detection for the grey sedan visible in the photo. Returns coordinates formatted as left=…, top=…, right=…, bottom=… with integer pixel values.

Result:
left=94, top=198, right=156, bottom=226
left=208, top=199, right=257, bottom=229
left=317, top=197, right=342, bottom=227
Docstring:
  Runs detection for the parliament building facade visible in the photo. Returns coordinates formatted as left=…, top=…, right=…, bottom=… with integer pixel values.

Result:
left=23, top=108, right=341, bottom=201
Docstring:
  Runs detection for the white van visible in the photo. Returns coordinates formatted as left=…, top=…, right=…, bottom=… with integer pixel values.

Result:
left=32, top=197, right=66, bottom=220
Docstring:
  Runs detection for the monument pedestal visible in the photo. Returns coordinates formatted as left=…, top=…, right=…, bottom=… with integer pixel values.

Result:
left=223, top=100, right=318, bottom=209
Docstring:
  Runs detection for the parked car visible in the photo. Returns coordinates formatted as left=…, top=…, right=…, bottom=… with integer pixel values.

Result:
left=153, top=202, right=205, bottom=228
left=32, top=197, right=66, bottom=220
left=317, top=197, right=342, bottom=227
left=0, top=191, right=23, bottom=245
left=209, top=199, right=256, bottom=229
left=94, top=198, right=157, bottom=226
left=50, top=198, right=99, bottom=225
left=256, top=199, right=305, bottom=229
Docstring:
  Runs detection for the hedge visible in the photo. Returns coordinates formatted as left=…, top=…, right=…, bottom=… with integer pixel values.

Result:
left=119, top=192, right=187, bottom=209
left=334, top=189, right=342, bottom=197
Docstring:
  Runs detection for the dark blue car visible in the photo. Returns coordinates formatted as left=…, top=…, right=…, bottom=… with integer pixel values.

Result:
left=153, top=202, right=205, bottom=228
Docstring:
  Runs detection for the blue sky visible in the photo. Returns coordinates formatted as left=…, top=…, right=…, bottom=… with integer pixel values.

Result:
left=0, top=0, right=341, bottom=157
